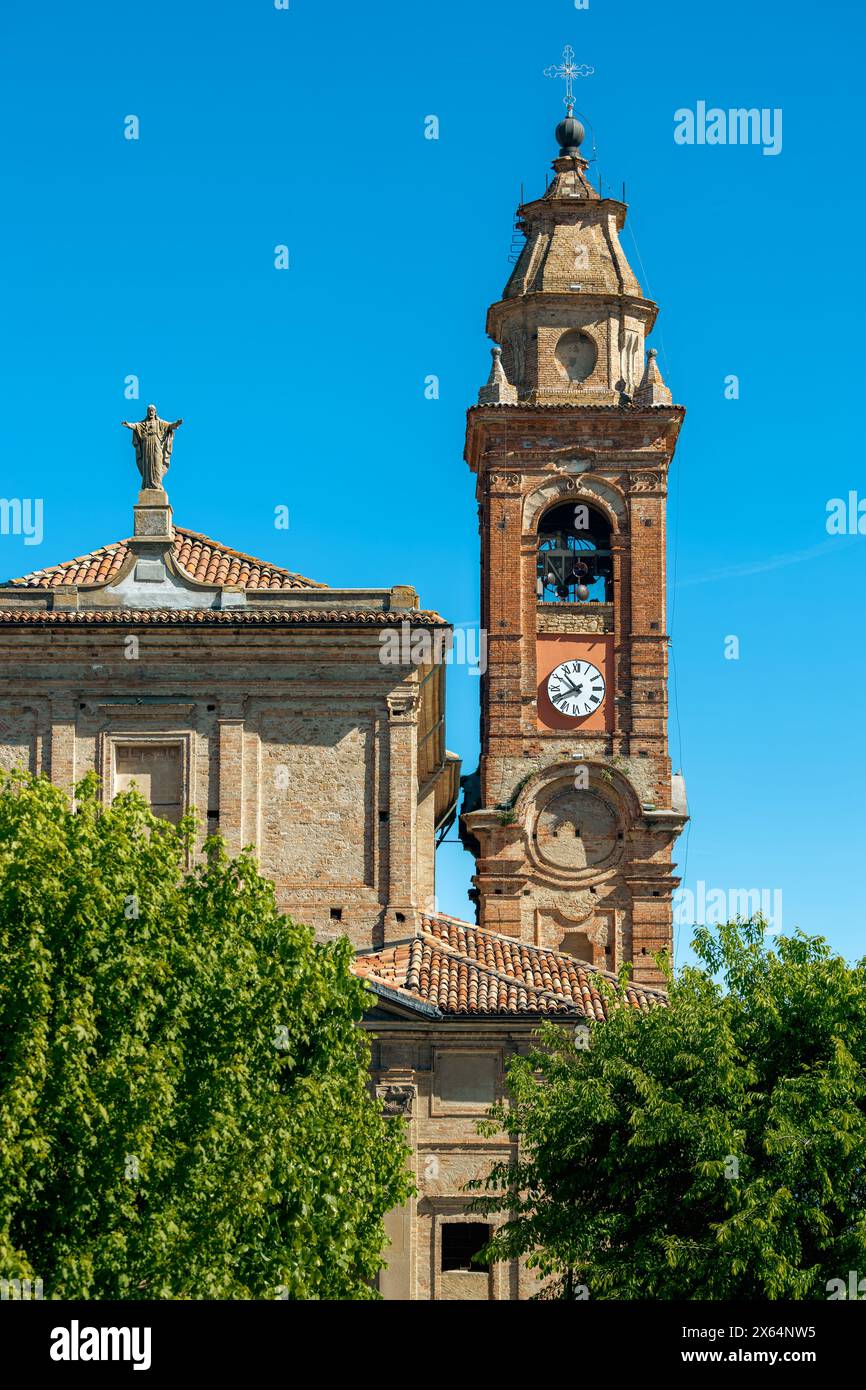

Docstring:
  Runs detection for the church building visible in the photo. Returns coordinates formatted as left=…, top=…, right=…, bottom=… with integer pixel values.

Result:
left=0, top=90, right=685, bottom=1301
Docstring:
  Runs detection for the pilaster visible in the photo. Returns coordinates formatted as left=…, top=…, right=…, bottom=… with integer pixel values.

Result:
left=218, top=699, right=245, bottom=855
left=383, top=687, right=420, bottom=941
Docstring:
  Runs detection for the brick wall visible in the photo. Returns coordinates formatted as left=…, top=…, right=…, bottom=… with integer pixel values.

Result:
left=463, top=404, right=687, bottom=984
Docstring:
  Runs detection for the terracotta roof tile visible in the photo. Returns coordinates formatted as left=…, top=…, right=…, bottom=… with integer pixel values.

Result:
left=0, top=608, right=447, bottom=627
left=6, top=527, right=326, bottom=592
left=471, top=402, right=684, bottom=414
left=354, top=913, right=667, bottom=1019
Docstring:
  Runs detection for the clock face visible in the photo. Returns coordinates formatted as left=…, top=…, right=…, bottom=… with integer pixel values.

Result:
left=546, top=659, right=606, bottom=719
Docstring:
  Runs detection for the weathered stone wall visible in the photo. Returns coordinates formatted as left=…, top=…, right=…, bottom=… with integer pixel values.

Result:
left=416, top=781, right=437, bottom=912
left=371, top=1023, right=539, bottom=1301
left=0, top=625, right=443, bottom=950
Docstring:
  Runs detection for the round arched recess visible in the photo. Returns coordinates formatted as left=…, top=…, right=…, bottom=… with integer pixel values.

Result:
left=523, top=474, right=626, bottom=534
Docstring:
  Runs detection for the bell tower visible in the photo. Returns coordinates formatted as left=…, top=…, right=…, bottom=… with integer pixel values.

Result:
left=461, top=100, right=687, bottom=986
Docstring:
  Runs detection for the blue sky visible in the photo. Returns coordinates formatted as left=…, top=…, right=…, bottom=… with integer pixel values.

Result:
left=1, top=0, right=863, bottom=964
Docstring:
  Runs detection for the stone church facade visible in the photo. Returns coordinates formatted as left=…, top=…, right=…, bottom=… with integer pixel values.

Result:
left=0, top=486, right=460, bottom=952
left=0, top=103, right=685, bottom=1300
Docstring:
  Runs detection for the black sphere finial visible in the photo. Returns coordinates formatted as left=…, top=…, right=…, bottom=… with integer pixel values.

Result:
left=555, top=105, right=585, bottom=156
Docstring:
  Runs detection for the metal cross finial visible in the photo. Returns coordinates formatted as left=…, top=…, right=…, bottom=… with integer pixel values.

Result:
left=543, top=45, right=595, bottom=114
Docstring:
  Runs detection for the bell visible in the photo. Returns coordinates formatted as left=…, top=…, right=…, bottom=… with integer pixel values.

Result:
left=575, top=583, right=590, bottom=601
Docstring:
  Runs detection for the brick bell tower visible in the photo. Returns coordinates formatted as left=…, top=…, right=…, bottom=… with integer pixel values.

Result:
left=460, top=100, right=688, bottom=986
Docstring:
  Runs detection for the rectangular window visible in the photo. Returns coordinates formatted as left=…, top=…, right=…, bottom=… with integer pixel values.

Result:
left=114, top=743, right=183, bottom=824
left=441, top=1223, right=490, bottom=1273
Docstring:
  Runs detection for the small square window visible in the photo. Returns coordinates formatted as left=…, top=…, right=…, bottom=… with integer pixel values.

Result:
left=441, top=1223, right=490, bottom=1273
left=330, top=907, right=343, bottom=922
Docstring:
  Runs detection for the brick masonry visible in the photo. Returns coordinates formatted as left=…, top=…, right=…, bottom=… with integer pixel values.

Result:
left=461, top=144, right=687, bottom=991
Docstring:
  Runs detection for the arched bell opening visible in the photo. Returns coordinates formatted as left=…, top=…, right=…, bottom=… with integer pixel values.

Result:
left=536, top=501, right=613, bottom=604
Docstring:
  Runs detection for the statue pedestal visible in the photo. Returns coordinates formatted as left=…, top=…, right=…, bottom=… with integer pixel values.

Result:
left=133, top=489, right=173, bottom=542
left=130, top=489, right=173, bottom=583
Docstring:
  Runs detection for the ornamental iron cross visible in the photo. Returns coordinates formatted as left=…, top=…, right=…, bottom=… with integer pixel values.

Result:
left=543, top=45, right=595, bottom=114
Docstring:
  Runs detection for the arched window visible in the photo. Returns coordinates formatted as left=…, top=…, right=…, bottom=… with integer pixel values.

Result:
left=536, top=501, right=612, bottom=604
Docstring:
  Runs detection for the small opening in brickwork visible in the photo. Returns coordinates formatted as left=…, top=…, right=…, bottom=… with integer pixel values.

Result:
left=642, top=518, right=653, bottom=527
left=79, top=702, right=86, bottom=710
left=617, top=832, right=624, bottom=840
left=494, top=889, right=502, bottom=895
left=379, top=810, right=389, bottom=822
left=330, top=908, right=343, bottom=922
left=650, top=621, right=660, bottom=630
left=207, top=809, right=219, bottom=820
left=441, top=1223, right=491, bottom=1273
left=639, top=751, right=648, bottom=757
left=605, top=945, right=611, bottom=954
left=207, top=704, right=216, bottom=712
left=652, top=891, right=660, bottom=898
left=395, top=912, right=406, bottom=923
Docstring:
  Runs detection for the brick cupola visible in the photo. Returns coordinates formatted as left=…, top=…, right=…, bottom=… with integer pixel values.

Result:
left=486, top=112, right=672, bottom=409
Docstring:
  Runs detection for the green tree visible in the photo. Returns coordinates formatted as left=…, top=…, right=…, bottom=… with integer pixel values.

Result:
left=471, top=921, right=866, bottom=1299
left=0, top=771, right=410, bottom=1299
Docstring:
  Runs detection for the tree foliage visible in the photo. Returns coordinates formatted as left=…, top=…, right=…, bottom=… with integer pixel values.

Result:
left=472, top=921, right=866, bottom=1299
left=0, top=771, right=410, bottom=1299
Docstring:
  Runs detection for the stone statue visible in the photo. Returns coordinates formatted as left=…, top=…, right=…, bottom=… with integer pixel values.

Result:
left=122, top=405, right=183, bottom=490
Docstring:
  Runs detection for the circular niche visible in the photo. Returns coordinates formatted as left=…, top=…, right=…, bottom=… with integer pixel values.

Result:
left=535, top=789, right=618, bottom=870
left=555, top=329, right=597, bottom=383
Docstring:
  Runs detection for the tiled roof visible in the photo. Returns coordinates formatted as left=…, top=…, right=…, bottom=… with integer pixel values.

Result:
left=0, top=608, right=446, bottom=627
left=354, top=913, right=666, bottom=1019
left=6, top=527, right=326, bottom=591
left=470, top=402, right=684, bottom=413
